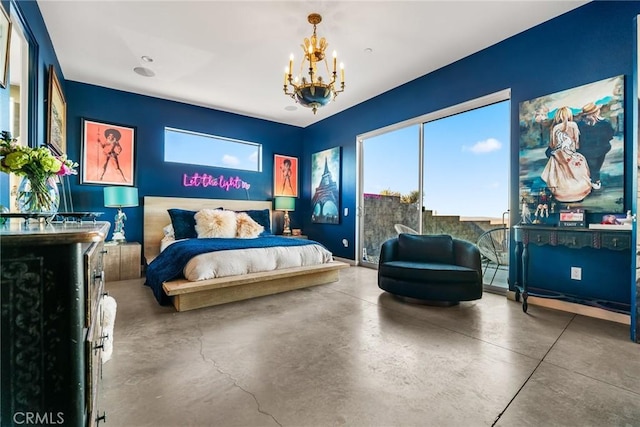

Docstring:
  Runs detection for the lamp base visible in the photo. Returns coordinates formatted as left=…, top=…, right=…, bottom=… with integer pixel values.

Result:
left=283, top=210, right=291, bottom=235
left=111, top=231, right=127, bottom=243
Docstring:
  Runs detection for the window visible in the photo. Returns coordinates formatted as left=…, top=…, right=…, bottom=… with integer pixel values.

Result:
left=164, top=127, right=262, bottom=172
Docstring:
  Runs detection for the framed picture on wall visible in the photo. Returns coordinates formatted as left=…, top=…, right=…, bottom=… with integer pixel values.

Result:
left=518, top=75, right=625, bottom=214
left=81, top=118, right=136, bottom=186
left=274, top=154, right=298, bottom=197
left=311, top=146, right=340, bottom=224
left=0, top=3, right=11, bottom=89
left=47, top=65, right=67, bottom=154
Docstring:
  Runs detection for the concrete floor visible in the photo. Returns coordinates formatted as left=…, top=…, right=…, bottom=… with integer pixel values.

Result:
left=102, top=266, right=640, bottom=427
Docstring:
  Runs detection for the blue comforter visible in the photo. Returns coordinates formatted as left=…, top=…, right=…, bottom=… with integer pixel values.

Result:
left=145, top=236, right=321, bottom=305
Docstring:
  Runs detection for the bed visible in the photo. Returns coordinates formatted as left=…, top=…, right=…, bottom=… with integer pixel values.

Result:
left=143, top=196, right=349, bottom=311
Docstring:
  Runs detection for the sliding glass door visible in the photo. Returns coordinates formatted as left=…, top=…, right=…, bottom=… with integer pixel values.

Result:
left=357, top=92, right=510, bottom=290
left=359, top=124, right=421, bottom=267
left=423, top=101, right=510, bottom=289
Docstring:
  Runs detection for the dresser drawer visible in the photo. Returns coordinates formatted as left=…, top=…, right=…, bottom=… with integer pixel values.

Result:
left=527, top=229, right=552, bottom=246
left=600, top=232, right=631, bottom=251
left=557, top=232, right=592, bottom=249
left=85, top=241, right=106, bottom=328
left=86, top=301, right=105, bottom=427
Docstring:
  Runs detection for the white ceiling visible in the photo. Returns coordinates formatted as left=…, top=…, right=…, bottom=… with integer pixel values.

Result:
left=36, top=0, right=588, bottom=128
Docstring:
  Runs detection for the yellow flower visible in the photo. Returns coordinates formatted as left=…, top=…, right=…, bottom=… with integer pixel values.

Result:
left=4, top=151, right=30, bottom=170
left=0, top=132, right=76, bottom=178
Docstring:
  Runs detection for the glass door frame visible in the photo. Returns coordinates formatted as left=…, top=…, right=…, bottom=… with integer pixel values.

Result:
left=631, top=15, right=639, bottom=343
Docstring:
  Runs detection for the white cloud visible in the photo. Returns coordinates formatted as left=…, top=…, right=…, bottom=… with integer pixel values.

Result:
left=222, top=154, right=240, bottom=166
left=248, top=151, right=258, bottom=163
left=463, top=138, right=502, bottom=154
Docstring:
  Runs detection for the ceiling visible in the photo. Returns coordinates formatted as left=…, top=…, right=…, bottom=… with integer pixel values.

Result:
left=36, top=0, right=588, bottom=128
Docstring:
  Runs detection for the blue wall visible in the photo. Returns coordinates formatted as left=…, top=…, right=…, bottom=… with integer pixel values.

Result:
left=303, top=1, right=640, bottom=262
left=5, top=0, right=640, bottom=265
left=66, top=83, right=304, bottom=243
left=0, top=0, right=64, bottom=206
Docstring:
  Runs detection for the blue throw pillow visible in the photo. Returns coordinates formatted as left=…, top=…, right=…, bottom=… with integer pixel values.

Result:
left=168, top=209, right=198, bottom=240
left=398, top=233, right=454, bottom=264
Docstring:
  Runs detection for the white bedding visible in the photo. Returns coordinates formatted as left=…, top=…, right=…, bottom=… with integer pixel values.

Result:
left=160, top=236, right=334, bottom=282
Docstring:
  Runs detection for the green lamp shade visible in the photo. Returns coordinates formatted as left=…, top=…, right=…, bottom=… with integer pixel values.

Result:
left=274, top=196, right=295, bottom=211
left=104, top=187, right=139, bottom=208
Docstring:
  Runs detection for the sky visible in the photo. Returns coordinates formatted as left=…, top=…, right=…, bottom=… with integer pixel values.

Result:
left=363, top=100, right=510, bottom=219
left=165, top=128, right=261, bottom=172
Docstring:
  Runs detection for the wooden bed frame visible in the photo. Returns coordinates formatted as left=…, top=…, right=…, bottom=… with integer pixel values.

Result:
left=143, top=196, right=349, bottom=311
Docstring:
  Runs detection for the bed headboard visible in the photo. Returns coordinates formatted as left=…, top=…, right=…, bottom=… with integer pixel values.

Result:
left=143, top=196, right=273, bottom=264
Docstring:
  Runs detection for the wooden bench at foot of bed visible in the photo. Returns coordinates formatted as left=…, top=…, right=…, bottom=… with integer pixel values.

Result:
left=162, top=261, right=350, bottom=311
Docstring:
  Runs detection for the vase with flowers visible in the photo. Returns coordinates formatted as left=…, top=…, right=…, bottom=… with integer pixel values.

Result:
left=0, top=131, right=78, bottom=215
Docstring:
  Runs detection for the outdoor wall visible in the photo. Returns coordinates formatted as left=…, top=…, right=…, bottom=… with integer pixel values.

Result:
left=362, top=194, right=497, bottom=263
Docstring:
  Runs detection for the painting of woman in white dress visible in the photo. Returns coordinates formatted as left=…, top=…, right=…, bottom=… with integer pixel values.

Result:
left=541, top=106, right=592, bottom=202
left=518, top=75, right=624, bottom=213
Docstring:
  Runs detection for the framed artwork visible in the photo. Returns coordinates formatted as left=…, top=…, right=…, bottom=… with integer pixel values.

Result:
left=81, top=118, right=136, bottom=186
left=311, top=146, right=340, bottom=224
left=274, top=154, right=298, bottom=197
left=0, top=3, right=11, bottom=89
left=519, top=75, right=624, bottom=215
left=47, top=65, right=67, bottom=154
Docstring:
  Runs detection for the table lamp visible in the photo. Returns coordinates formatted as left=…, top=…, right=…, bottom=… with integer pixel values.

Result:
left=274, top=196, right=295, bottom=236
left=104, top=186, right=138, bottom=242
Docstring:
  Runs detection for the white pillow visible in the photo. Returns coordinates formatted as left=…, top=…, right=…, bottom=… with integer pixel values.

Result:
left=195, top=209, right=237, bottom=238
left=162, top=223, right=175, bottom=239
left=235, top=212, right=264, bottom=238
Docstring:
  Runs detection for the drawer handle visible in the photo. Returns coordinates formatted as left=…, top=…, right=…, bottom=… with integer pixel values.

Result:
left=612, top=238, right=618, bottom=247
left=536, top=235, right=541, bottom=243
left=571, top=237, right=576, bottom=246
left=101, top=333, right=110, bottom=341
left=94, top=270, right=105, bottom=281
left=101, top=249, right=108, bottom=254
left=94, top=343, right=104, bottom=351
left=96, top=412, right=106, bottom=424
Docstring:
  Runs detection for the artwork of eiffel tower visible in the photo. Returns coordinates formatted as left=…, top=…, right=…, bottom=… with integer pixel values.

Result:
left=311, top=157, right=339, bottom=223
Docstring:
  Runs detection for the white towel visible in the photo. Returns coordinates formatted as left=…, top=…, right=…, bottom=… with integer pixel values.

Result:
left=101, top=295, right=117, bottom=363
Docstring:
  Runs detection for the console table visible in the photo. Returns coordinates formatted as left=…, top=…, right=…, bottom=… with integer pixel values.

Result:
left=512, top=225, right=631, bottom=313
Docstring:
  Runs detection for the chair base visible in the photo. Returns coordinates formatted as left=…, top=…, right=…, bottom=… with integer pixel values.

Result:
left=395, top=295, right=460, bottom=306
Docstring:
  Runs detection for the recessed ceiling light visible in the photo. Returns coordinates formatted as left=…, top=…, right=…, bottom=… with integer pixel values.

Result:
left=284, top=105, right=297, bottom=111
left=133, top=67, right=155, bottom=77
left=364, top=47, right=373, bottom=54
left=141, top=55, right=154, bottom=63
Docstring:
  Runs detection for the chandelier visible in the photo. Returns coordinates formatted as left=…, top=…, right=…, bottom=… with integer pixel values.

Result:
left=283, top=13, right=345, bottom=114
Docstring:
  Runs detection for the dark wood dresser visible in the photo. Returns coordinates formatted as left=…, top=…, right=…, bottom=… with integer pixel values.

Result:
left=1, top=221, right=110, bottom=426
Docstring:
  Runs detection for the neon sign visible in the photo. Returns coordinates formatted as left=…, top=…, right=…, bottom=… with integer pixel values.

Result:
left=182, top=173, right=251, bottom=191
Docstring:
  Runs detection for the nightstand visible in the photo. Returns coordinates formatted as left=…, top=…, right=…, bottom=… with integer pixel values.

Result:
left=103, top=241, right=141, bottom=281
